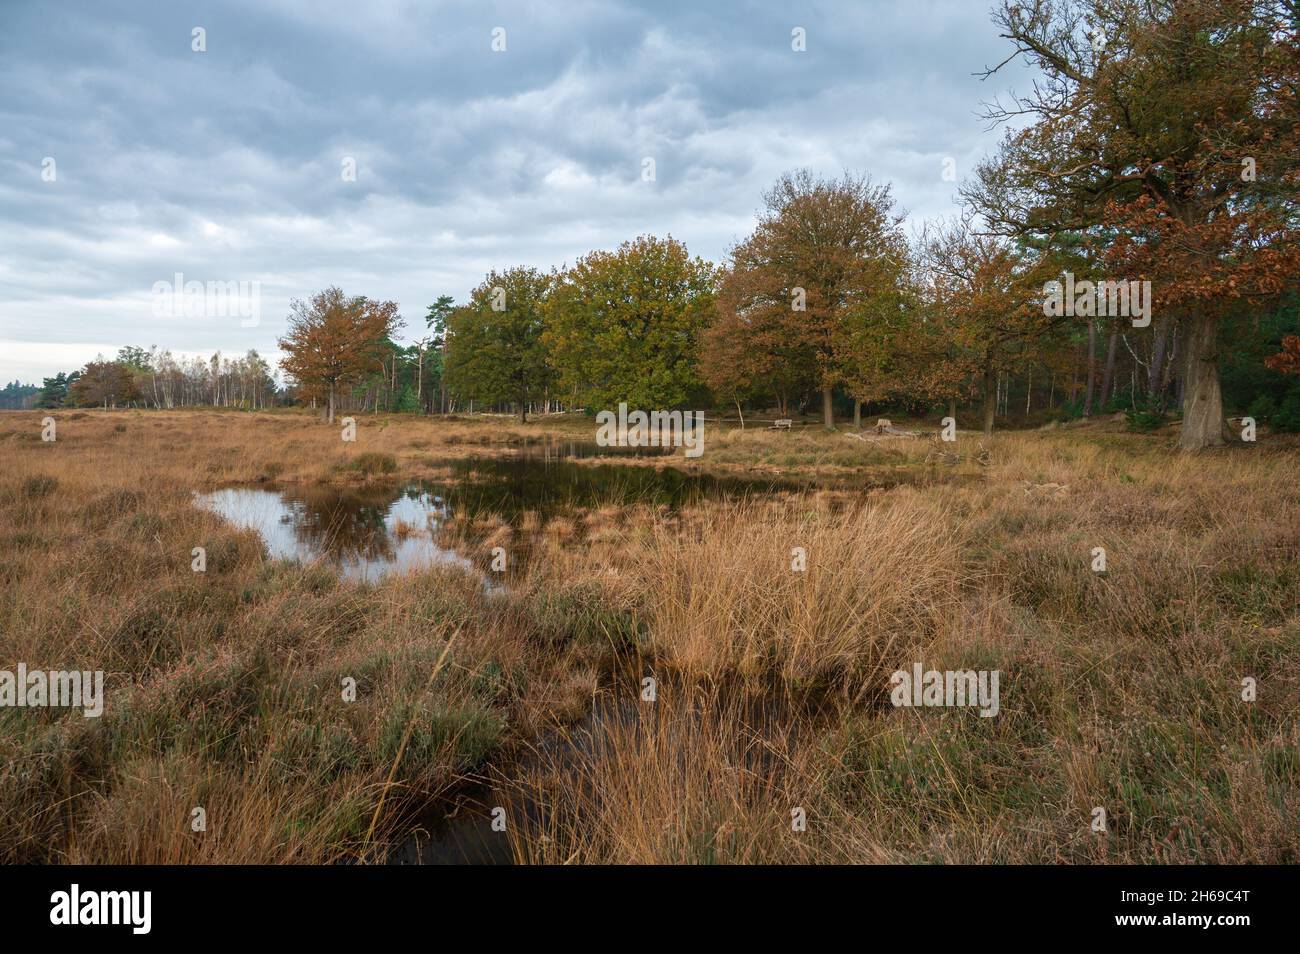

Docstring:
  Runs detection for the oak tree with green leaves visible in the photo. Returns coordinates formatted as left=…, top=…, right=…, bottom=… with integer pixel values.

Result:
left=715, top=170, right=911, bottom=429
left=444, top=267, right=552, bottom=422
left=545, top=235, right=716, bottom=411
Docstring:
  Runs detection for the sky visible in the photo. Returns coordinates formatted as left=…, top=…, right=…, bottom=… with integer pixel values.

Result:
left=0, top=0, right=1036, bottom=386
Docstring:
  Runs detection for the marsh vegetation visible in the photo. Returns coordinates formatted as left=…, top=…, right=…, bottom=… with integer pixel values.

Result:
left=1, top=408, right=1295, bottom=863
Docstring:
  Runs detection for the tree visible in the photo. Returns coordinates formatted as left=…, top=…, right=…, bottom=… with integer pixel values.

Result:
left=836, top=243, right=917, bottom=425
left=967, top=0, right=1300, bottom=448
left=700, top=293, right=775, bottom=423
left=1266, top=335, right=1300, bottom=376
left=0, top=381, right=39, bottom=410
left=545, top=236, right=716, bottom=411
left=919, top=218, right=1056, bottom=434
left=444, top=268, right=552, bottom=423
left=278, top=287, right=402, bottom=424
left=702, top=266, right=818, bottom=418
left=426, top=295, right=455, bottom=414
left=36, top=372, right=71, bottom=409
left=721, top=170, right=908, bottom=429
left=68, top=358, right=139, bottom=408
left=426, top=295, right=455, bottom=337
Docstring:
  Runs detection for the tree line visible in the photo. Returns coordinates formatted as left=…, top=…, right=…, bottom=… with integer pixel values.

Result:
left=21, top=2, right=1298, bottom=447
left=274, top=1, right=1299, bottom=448
left=31, top=348, right=278, bottom=411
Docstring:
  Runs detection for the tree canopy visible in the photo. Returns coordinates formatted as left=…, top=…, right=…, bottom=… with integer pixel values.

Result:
left=278, top=287, right=403, bottom=423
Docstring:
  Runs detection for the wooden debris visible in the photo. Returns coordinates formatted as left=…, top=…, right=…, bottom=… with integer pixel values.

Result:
left=924, top=442, right=991, bottom=466
left=874, top=418, right=921, bottom=437
left=1021, top=480, right=1069, bottom=498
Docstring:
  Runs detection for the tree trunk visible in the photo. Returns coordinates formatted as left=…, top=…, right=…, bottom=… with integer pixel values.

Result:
left=1082, top=320, right=1097, bottom=417
left=1099, top=329, right=1118, bottom=411
left=1148, top=313, right=1173, bottom=408
left=821, top=387, right=834, bottom=430
left=947, top=397, right=956, bottom=422
left=518, top=402, right=527, bottom=424
left=1179, top=308, right=1225, bottom=449
left=982, top=365, right=996, bottom=435
left=327, top=384, right=335, bottom=425
left=852, top=398, right=861, bottom=429
left=734, top=397, right=745, bottom=429
left=1163, top=325, right=1180, bottom=407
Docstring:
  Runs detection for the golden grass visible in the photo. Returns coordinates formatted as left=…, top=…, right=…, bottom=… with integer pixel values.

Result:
left=625, top=495, right=964, bottom=682
left=0, top=407, right=1296, bottom=863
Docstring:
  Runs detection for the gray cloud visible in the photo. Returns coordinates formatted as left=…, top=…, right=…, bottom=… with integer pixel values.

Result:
left=0, top=0, right=1035, bottom=384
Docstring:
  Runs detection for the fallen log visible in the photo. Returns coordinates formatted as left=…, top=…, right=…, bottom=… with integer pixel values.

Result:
left=873, top=418, right=921, bottom=437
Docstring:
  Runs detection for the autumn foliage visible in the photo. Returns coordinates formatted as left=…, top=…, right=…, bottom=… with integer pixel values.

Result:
left=278, top=287, right=403, bottom=423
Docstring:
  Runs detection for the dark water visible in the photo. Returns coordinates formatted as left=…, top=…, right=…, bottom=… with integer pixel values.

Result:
left=388, top=672, right=833, bottom=865
left=386, top=688, right=647, bottom=865
left=508, top=437, right=674, bottom=461
left=442, top=449, right=799, bottom=522
left=196, top=441, right=801, bottom=582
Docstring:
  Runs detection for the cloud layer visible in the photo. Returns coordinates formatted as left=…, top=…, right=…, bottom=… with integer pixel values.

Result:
left=0, top=0, right=1035, bottom=384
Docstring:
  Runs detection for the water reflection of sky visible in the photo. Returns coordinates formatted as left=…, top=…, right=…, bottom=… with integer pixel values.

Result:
left=195, top=486, right=476, bottom=583
left=196, top=443, right=803, bottom=584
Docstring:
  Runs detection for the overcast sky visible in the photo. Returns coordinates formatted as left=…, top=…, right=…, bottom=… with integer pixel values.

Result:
left=0, top=0, right=1035, bottom=386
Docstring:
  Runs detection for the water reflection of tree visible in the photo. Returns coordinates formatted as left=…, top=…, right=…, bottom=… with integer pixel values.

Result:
left=271, top=460, right=792, bottom=572
left=445, top=457, right=788, bottom=519
left=280, top=484, right=401, bottom=562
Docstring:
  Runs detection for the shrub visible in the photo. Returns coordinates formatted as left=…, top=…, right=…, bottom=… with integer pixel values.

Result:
left=1247, top=394, right=1277, bottom=422
left=349, top=452, right=397, bottom=475
left=1124, top=409, right=1166, bottom=432
left=22, top=475, right=58, bottom=498
left=1274, top=394, right=1300, bottom=433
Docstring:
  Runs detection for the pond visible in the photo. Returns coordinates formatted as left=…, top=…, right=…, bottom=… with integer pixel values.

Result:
left=195, top=441, right=803, bottom=583
left=190, top=440, right=839, bottom=864
left=441, top=447, right=798, bottom=521
left=194, top=484, right=473, bottom=584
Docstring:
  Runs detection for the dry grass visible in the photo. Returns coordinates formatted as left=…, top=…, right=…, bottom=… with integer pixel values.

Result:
left=495, top=426, right=1300, bottom=864
left=624, top=495, right=964, bottom=682
left=0, top=409, right=599, bottom=862
left=0, top=407, right=1297, bottom=863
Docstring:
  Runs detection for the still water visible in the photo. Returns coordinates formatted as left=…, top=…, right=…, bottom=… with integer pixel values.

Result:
left=195, top=484, right=471, bottom=583
left=195, top=441, right=799, bottom=582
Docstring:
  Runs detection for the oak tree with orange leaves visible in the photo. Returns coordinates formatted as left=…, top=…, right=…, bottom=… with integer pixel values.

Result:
left=278, top=287, right=403, bottom=424
left=701, top=265, right=818, bottom=419
left=1265, top=334, right=1300, bottom=376
left=916, top=218, right=1057, bottom=434
left=710, top=170, right=909, bottom=429
left=966, top=0, right=1299, bottom=448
